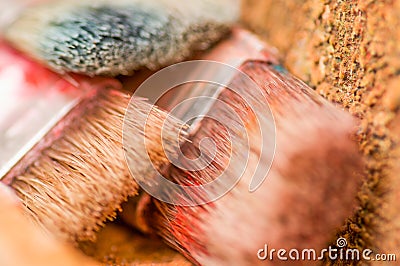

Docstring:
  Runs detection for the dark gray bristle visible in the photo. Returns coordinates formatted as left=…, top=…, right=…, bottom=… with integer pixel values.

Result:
left=41, top=6, right=170, bottom=75
left=38, top=5, right=230, bottom=76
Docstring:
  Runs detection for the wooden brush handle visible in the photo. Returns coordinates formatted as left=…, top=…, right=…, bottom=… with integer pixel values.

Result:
left=0, top=182, right=100, bottom=266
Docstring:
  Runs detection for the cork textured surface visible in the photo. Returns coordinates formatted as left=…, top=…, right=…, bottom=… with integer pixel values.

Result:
left=242, top=0, right=400, bottom=263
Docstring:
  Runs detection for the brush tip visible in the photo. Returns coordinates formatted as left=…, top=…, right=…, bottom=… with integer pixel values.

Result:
left=6, top=1, right=238, bottom=76
left=39, top=6, right=172, bottom=76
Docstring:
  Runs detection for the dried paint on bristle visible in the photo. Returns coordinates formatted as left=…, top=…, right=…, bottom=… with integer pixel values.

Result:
left=5, top=0, right=238, bottom=76
left=150, top=61, right=363, bottom=265
left=8, top=88, right=182, bottom=243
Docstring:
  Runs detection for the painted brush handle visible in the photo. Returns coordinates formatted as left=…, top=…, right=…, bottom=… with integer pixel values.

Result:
left=0, top=41, right=82, bottom=180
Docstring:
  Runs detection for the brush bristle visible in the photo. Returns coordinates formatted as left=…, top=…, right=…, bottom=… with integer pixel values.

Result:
left=9, top=88, right=184, bottom=243
left=147, top=62, right=363, bottom=265
left=5, top=0, right=238, bottom=76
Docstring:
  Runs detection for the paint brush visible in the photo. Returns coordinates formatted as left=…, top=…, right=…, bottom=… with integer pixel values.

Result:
left=3, top=0, right=239, bottom=76
left=120, top=28, right=364, bottom=265
left=0, top=42, right=186, bottom=243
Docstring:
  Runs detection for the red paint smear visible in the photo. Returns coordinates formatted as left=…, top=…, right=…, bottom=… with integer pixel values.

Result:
left=0, top=41, right=122, bottom=98
left=0, top=41, right=78, bottom=96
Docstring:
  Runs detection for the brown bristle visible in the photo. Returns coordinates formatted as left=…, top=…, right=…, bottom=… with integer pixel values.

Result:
left=148, top=61, right=363, bottom=265
left=9, top=88, right=183, bottom=243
